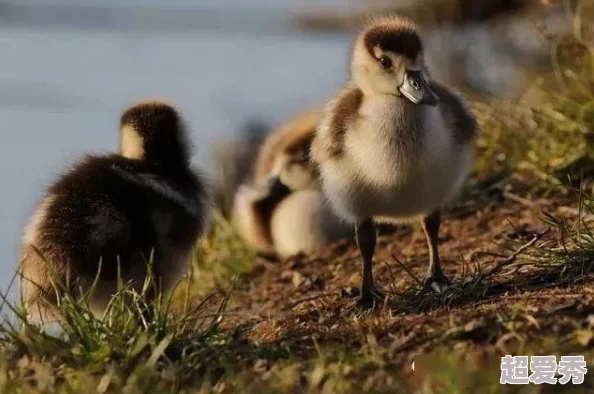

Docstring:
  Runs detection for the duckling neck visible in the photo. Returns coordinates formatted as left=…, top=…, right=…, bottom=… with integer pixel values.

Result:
left=352, top=92, right=434, bottom=171
left=140, top=140, right=191, bottom=172
left=360, top=93, right=428, bottom=137
left=147, top=153, right=190, bottom=172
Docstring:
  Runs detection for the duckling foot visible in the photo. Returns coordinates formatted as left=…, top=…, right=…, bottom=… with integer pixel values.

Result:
left=419, top=273, right=451, bottom=294
left=357, top=287, right=385, bottom=308
left=341, top=286, right=385, bottom=308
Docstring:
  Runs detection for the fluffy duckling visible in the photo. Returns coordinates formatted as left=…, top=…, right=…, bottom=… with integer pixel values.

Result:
left=233, top=110, right=351, bottom=258
left=20, top=101, right=210, bottom=322
left=252, top=110, right=320, bottom=187
left=310, top=15, right=476, bottom=304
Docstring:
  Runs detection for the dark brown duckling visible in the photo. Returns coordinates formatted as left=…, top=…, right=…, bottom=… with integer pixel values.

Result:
left=20, top=100, right=210, bottom=322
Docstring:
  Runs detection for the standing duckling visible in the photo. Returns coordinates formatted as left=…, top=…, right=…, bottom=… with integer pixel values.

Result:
left=310, top=15, right=476, bottom=305
left=20, top=101, right=210, bottom=322
left=233, top=110, right=351, bottom=258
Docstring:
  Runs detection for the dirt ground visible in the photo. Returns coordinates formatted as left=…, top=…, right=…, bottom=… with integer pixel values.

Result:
left=215, top=195, right=594, bottom=384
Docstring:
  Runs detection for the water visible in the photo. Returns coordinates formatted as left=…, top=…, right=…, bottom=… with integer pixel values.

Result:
left=0, top=1, right=352, bottom=300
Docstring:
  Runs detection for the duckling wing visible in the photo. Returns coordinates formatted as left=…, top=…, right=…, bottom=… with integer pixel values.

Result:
left=430, top=82, right=477, bottom=143
left=311, top=84, right=363, bottom=161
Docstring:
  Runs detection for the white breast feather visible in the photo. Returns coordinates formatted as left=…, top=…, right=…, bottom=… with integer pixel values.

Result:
left=318, top=98, right=472, bottom=223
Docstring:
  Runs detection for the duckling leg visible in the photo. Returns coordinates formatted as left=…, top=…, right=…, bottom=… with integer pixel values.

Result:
left=356, top=219, right=384, bottom=305
left=421, top=211, right=450, bottom=293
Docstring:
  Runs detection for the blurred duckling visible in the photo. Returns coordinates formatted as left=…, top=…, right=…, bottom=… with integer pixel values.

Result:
left=233, top=110, right=351, bottom=258
left=252, top=110, right=320, bottom=187
left=311, top=15, right=476, bottom=304
left=20, top=101, right=210, bottom=322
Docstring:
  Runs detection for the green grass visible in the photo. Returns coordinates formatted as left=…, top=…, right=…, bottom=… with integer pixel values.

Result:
left=188, top=211, right=256, bottom=299
left=0, top=268, right=233, bottom=392
left=473, top=16, right=594, bottom=190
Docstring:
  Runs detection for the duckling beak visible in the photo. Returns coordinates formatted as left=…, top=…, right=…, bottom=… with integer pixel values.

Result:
left=398, top=69, right=439, bottom=107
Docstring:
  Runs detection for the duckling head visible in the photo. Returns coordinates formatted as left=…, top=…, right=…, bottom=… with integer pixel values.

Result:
left=119, top=100, right=191, bottom=168
left=351, top=15, right=439, bottom=106
left=271, top=132, right=317, bottom=191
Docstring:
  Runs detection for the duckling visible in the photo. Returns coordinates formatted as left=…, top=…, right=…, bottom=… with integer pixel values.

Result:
left=310, top=15, right=476, bottom=304
left=233, top=110, right=351, bottom=258
left=20, top=100, right=210, bottom=322
left=252, top=110, right=320, bottom=186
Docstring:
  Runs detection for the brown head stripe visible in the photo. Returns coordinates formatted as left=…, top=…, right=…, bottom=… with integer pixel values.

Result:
left=364, top=27, right=422, bottom=61
left=285, top=132, right=314, bottom=162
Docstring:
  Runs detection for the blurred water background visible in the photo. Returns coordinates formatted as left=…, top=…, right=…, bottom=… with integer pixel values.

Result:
left=0, top=0, right=569, bottom=301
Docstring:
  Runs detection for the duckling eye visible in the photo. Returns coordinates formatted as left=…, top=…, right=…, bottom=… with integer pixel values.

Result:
left=378, top=55, right=392, bottom=70
left=411, top=80, right=421, bottom=90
